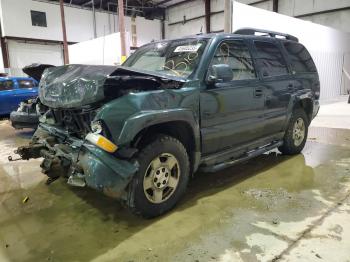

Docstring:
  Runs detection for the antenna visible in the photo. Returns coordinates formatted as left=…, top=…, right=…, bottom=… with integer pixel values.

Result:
left=200, top=25, right=203, bottom=34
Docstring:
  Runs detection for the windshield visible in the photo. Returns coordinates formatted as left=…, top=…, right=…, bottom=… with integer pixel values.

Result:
left=123, top=38, right=208, bottom=79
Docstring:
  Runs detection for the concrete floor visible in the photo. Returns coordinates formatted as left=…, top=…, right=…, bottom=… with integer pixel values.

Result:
left=0, top=107, right=350, bottom=261
left=311, top=97, right=350, bottom=129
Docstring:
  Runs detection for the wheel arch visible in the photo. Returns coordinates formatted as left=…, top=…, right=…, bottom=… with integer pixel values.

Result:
left=294, top=97, right=313, bottom=124
left=118, top=109, right=201, bottom=174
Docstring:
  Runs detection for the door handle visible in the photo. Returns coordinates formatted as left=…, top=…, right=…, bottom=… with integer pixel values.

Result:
left=288, top=83, right=294, bottom=91
left=254, top=88, right=263, bottom=97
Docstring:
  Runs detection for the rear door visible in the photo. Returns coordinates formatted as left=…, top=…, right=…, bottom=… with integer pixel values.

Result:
left=282, top=41, right=319, bottom=99
left=252, top=40, right=292, bottom=136
left=200, top=39, right=265, bottom=155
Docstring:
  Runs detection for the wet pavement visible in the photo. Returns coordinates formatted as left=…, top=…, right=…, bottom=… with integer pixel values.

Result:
left=0, top=120, right=349, bottom=262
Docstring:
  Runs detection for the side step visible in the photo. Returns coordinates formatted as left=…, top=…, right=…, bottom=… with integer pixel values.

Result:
left=200, top=141, right=283, bottom=173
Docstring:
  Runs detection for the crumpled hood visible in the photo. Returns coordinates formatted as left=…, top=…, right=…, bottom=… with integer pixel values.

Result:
left=39, top=65, right=117, bottom=109
left=39, top=64, right=186, bottom=109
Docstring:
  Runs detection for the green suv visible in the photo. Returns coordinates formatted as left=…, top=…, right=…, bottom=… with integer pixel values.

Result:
left=14, top=28, right=320, bottom=217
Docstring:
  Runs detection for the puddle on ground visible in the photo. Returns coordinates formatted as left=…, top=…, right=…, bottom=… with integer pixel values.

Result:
left=308, top=126, right=350, bottom=148
left=0, top=121, right=349, bottom=261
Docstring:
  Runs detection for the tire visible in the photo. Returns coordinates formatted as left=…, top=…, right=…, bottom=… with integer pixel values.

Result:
left=278, top=109, right=309, bottom=155
left=126, top=135, right=190, bottom=218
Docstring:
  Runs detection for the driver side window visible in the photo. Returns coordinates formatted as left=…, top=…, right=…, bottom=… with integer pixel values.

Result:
left=210, top=40, right=256, bottom=81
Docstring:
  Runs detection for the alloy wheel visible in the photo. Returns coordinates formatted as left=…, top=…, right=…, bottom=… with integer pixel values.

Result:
left=292, top=117, right=305, bottom=146
left=143, top=153, right=180, bottom=204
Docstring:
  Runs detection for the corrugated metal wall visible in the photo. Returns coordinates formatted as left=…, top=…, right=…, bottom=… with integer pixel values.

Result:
left=230, top=1, right=350, bottom=101
left=311, top=51, right=345, bottom=100
left=341, top=53, right=350, bottom=96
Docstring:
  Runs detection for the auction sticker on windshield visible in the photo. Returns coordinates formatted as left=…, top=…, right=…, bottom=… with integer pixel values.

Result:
left=174, top=43, right=202, bottom=53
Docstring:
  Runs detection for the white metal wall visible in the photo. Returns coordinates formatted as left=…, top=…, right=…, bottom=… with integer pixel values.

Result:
left=68, top=32, right=130, bottom=66
left=342, top=53, right=350, bottom=95
left=231, top=1, right=350, bottom=100
left=311, top=52, right=345, bottom=99
left=0, top=0, right=162, bottom=75
left=0, top=0, right=162, bottom=44
left=165, top=0, right=350, bottom=38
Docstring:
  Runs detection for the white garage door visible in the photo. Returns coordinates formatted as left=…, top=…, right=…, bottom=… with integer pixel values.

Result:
left=7, top=40, right=63, bottom=76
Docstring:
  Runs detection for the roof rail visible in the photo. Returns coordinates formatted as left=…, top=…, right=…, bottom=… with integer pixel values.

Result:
left=234, top=28, right=299, bottom=42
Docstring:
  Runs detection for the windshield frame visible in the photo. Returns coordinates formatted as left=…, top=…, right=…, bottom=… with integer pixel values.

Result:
left=123, top=37, right=210, bottom=80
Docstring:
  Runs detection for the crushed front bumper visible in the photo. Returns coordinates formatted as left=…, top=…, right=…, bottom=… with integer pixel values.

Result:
left=16, top=124, right=138, bottom=199
left=79, top=143, right=138, bottom=198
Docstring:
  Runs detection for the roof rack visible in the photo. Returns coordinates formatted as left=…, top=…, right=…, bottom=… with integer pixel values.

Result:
left=234, top=28, right=299, bottom=42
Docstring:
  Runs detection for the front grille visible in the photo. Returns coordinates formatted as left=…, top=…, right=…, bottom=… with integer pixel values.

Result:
left=52, top=108, right=98, bottom=138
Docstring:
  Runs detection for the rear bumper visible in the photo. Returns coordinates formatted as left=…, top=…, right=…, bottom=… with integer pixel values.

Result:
left=18, top=124, right=138, bottom=199
left=10, top=111, right=39, bottom=129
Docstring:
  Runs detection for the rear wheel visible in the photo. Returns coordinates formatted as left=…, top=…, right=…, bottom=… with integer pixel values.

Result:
left=279, top=109, right=308, bottom=155
left=126, top=135, right=190, bottom=218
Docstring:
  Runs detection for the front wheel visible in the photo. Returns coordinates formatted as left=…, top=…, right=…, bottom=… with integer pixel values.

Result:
left=279, top=109, right=308, bottom=155
left=126, top=135, right=190, bottom=218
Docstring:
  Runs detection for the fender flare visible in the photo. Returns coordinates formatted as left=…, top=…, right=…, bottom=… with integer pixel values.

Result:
left=117, top=108, right=201, bottom=152
left=284, top=91, right=314, bottom=129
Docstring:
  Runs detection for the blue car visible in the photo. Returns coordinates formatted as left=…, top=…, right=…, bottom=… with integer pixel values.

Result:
left=0, top=77, right=38, bottom=115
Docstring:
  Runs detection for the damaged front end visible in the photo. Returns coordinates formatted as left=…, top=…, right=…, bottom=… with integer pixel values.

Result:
left=12, top=64, right=185, bottom=199
left=15, top=123, right=138, bottom=198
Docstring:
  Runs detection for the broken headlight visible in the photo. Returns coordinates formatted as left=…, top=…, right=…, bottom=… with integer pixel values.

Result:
left=86, top=133, right=118, bottom=153
left=91, top=120, right=103, bottom=134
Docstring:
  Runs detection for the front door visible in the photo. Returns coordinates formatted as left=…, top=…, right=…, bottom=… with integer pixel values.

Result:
left=200, top=39, right=265, bottom=155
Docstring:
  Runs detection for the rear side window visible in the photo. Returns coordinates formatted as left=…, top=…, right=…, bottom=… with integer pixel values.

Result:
left=283, top=42, right=317, bottom=73
left=0, top=80, right=14, bottom=91
left=210, top=40, right=256, bottom=81
left=254, top=41, right=288, bottom=77
left=18, top=80, right=35, bottom=89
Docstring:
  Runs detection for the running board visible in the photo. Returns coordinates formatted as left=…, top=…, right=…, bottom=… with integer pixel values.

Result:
left=200, top=141, right=283, bottom=173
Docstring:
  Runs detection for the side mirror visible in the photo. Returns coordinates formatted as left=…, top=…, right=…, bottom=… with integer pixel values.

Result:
left=207, top=64, right=233, bottom=84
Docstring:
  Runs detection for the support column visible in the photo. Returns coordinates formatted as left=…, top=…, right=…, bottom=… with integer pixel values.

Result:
left=161, top=19, right=165, bottom=39
left=92, top=0, right=97, bottom=38
left=224, top=0, right=232, bottom=33
left=131, top=16, right=137, bottom=47
left=118, top=0, right=127, bottom=63
left=204, top=0, right=211, bottom=33
left=273, top=0, right=279, bottom=12
left=59, top=0, right=69, bottom=64
left=0, top=37, right=9, bottom=69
